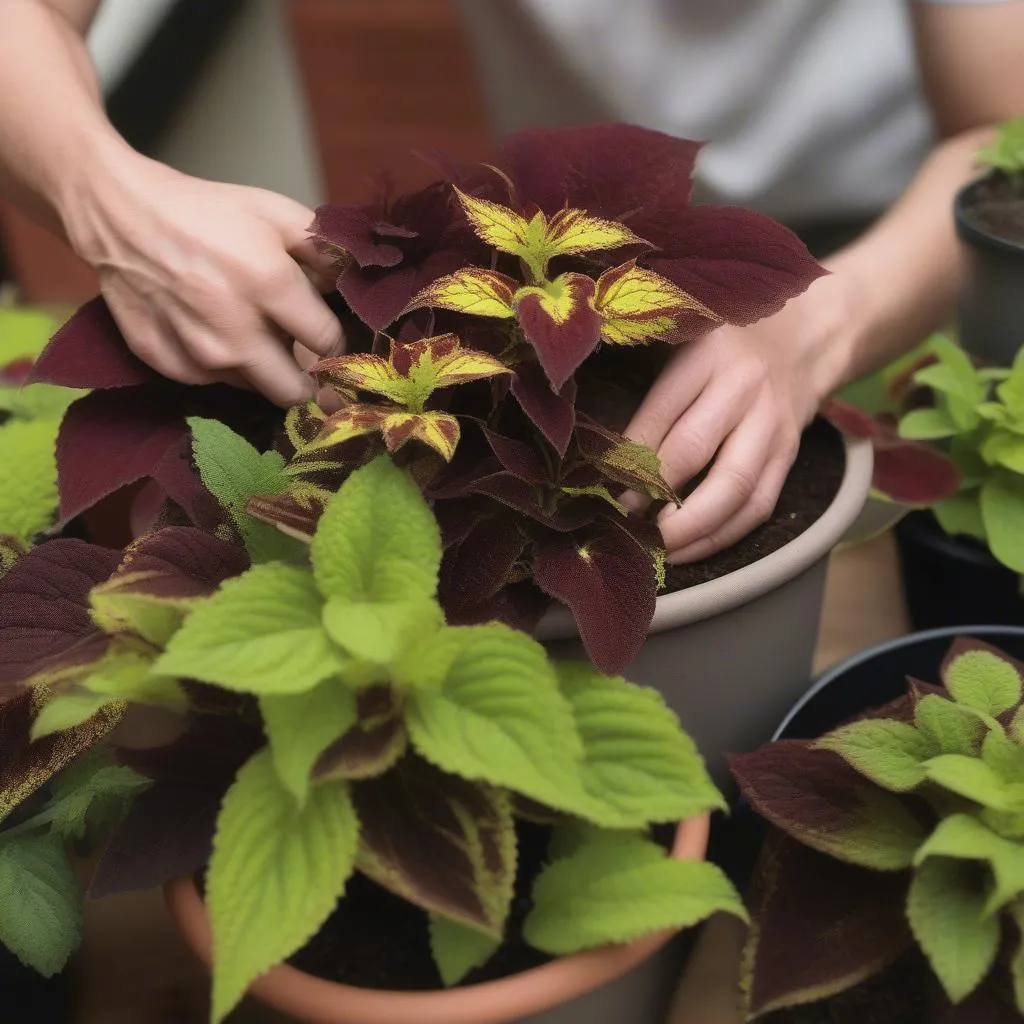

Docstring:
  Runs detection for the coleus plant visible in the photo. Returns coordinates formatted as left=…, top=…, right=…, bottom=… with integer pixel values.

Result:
left=895, top=334, right=1024, bottom=573
left=31, top=122, right=826, bottom=673
left=977, top=117, right=1024, bottom=179
left=0, top=442, right=744, bottom=1023
left=732, top=639, right=1024, bottom=1020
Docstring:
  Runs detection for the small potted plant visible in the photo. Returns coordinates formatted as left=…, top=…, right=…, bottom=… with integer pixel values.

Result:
left=0, top=426, right=744, bottom=1023
left=956, top=117, right=1024, bottom=366
left=731, top=631, right=1024, bottom=1023
left=28, top=122, right=873, bottom=780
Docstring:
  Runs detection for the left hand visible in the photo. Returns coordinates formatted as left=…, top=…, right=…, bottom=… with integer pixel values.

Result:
left=625, top=274, right=854, bottom=564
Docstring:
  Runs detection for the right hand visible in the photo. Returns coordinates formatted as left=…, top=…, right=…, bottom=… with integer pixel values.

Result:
left=63, top=151, right=342, bottom=407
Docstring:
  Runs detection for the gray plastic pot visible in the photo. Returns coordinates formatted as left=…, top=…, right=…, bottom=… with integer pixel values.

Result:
left=955, top=176, right=1024, bottom=367
left=537, top=431, right=874, bottom=786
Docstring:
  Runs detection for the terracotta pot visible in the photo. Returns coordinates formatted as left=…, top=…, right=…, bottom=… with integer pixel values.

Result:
left=166, top=814, right=708, bottom=1024
left=537, top=428, right=873, bottom=787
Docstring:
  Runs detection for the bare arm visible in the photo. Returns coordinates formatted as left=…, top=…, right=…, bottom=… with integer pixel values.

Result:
left=0, top=0, right=341, bottom=406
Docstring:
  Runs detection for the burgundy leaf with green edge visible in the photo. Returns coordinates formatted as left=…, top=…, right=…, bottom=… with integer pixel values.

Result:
left=514, top=273, right=602, bottom=392
left=743, top=829, right=913, bottom=1018
left=574, top=417, right=677, bottom=503
left=246, top=493, right=321, bottom=544
left=531, top=519, right=658, bottom=673
left=93, top=714, right=262, bottom=897
left=0, top=689, right=124, bottom=824
left=438, top=513, right=527, bottom=619
left=0, top=535, right=28, bottom=580
left=821, top=398, right=960, bottom=506
left=0, top=540, right=120, bottom=697
left=510, top=360, right=577, bottom=457
left=28, top=297, right=153, bottom=389
left=315, top=688, right=408, bottom=781
left=730, top=741, right=930, bottom=871
left=353, top=756, right=516, bottom=936
left=54, top=388, right=187, bottom=525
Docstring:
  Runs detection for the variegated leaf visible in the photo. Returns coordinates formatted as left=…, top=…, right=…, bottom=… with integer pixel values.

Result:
left=404, top=268, right=517, bottom=320
left=594, top=260, right=720, bottom=345
left=381, top=411, right=461, bottom=462
left=543, top=208, right=648, bottom=258
left=451, top=187, right=532, bottom=256
left=312, top=354, right=408, bottom=405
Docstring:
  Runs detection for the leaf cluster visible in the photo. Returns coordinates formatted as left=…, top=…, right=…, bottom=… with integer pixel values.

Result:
left=976, top=118, right=1024, bottom=178
left=732, top=638, right=1024, bottom=1018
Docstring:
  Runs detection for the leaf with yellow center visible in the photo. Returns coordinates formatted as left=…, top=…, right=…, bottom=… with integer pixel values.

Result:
left=594, top=261, right=720, bottom=345
left=404, top=268, right=517, bottom=320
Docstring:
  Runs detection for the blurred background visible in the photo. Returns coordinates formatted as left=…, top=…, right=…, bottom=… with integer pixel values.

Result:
left=0, top=0, right=491, bottom=304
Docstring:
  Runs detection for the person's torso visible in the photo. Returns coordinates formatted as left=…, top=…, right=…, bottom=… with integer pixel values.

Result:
left=457, top=0, right=936, bottom=223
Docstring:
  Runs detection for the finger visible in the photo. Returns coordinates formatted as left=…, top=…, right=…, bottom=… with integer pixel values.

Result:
left=658, top=412, right=774, bottom=555
left=290, top=235, right=343, bottom=293
left=624, top=343, right=713, bottom=453
left=261, top=265, right=344, bottom=359
left=668, top=450, right=794, bottom=564
left=115, top=311, right=222, bottom=386
left=237, top=339, right=316, bottom=408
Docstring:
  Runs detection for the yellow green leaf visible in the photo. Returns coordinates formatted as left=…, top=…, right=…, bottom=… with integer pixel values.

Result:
left=452, top=187, right=532, bottom=255
left=312, top=354, right=407, bottom=405
left=543, top=208, right=648, bottom=258
left=405, top=268, right=516, bottom=320
left=381, top=411, right=461, bottom=462
left=514, top=273, right=596, bottom=327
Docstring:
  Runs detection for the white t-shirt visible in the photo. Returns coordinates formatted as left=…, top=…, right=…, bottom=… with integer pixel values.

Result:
left=457, top=0, right=1008, bottom=223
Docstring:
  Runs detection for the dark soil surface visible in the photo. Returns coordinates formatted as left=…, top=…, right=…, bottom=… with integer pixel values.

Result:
left=961, top=173, right=1024, bottom=245
left=288, top=820, right=554, bottom=990
left=664, top=417, right=845, bottom=591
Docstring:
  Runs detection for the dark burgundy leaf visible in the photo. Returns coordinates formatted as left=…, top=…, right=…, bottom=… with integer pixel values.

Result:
left=645, top=205, right=825, bottom=327
left=315, top=688, right=407, bottom=780
left=744, top=829, right=913, bottom=1017
left=353, top=756, right=514, bottom=932
left=483, top=428, right=549, bottom=484
left=54, top=388, right=186, bottom=525
left=444, top=580, right=549, bottom=635
left=151, top=435, right=227, bottom=533
left=245, top=494, right=321, bottom=543
left=510, top=360, right=577, bottom=457
left=531, top=520, right=657, bottom=673
left=0, top=540, right=119, bottom=696
left=439, top=514, right=527, bottom=617
left=871, top=442, right=961, bottom=506
left=313, top=204, right=418, bottom=269
left=29, top=297, right=153, bottom=389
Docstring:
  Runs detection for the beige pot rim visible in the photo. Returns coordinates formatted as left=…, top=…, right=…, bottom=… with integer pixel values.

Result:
left=165, top=814, right=709, bottom=1024
left=535, top=432, right=873, bottom=641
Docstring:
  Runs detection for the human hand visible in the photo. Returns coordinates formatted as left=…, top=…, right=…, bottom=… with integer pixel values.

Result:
left=63, top=151, right=342, bottom=407
left=625, top=274, right=854, bottom=563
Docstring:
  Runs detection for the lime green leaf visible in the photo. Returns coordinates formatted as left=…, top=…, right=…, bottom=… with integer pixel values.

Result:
left=934, top=490, right=986, bottom=541
left=907, top=856, right=1000, bottom=1004
left=260, top=680, right=358, bottom=806
left=0, top=306, right=59, bottom=365
left=981, top=472, right=1024, bottom=573
left=31, top=691, right=121, bottom=741
left=1010, top=706, right=1024, bottom=745
left=157, top=563, right=344, bottom=695
left=0, top=832, right=83, bottom=977
left=981, top=729, right=1024, bottom=785
left=1011, top=900, right=1024, bottom=1013
left=923, top=755, right=1019, bottom=810
left=322, top=597, right=443, bottom=665
left=0, top=417, right=59, bottom=542
left=555, top=664, right=723, bottom=826
left=898, top=408, right=957, bottom=440
left=47, top=751, right=148, bottom=842
left=0, top=382, right=83, bottom=422
left=207, top=750, right=359, bottom=1023
left=311, top=457, right=441, bottom=604
left=523, top=832, right=746, bottom=955
left=915, top=814, right=1024, bottom=916
left=945, top=649, right=1023, bottom=717
left=429, top=915, right=501, bottom=986
left=816, top=719, right=936, bottom=793
left=915, top=695, right=984, bottom=756
left=188, top=417, right=298, bottom=563
left=78, top=649, right=185, bottom=709
left=404, top=625, right=589, bottom=817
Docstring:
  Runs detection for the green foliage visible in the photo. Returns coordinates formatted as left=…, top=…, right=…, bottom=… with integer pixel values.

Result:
left=737, top=640, right=1024, bottom=1016
left=188, top=416, right=300, bottom=563
left=429, top=915, right=501, bottom=986
left=523, top=831, right=745, bottom=954
left=976, top=117, right=1024, bottom=176
left=47, top=749, right=148, bottom=843
left=0, top=417, right=61, bottom=543
left=900, top=338, right=1024, bottom=571
left=0, top=832, right=83, bottom=977
left=206, top=750, right=359, bottom=1023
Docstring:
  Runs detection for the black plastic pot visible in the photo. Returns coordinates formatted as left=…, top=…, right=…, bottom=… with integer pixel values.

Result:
left=894, top=510, right=1024, bottom=631
left=955, top=176, right=1024, bottom=367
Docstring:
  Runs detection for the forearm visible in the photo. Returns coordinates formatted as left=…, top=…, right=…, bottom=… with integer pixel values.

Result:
left=0, top=0, right=133, bottom=238
left=824, top=125, right=994, bottom=388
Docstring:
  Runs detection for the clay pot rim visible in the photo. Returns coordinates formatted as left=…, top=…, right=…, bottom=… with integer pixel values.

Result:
left=536, top=428, right=873, bottom=640
left=165, top=813, right=710, bottom=1024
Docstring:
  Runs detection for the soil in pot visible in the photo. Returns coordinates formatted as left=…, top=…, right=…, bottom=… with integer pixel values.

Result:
left=959, top=173, right=1024, bottom=246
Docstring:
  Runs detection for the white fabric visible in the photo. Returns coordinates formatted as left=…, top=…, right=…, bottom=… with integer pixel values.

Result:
left=458, top=0, right=1012, bottom=223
